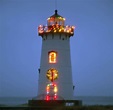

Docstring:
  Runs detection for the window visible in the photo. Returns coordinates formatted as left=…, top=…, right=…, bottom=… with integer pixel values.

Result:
left=49, top=51, right=57, bottom=63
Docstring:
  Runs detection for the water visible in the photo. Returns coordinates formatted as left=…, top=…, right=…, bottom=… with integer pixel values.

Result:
left=0, top=96, right=113, bottom=106
left=0, top=97, right=32, bottom=106
left=75, top=96, right=113, bottom=105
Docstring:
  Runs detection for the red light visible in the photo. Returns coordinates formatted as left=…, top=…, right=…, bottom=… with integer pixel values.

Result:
left=54, top=95, right=57, bottom=100
left=46, top=95, right=50, bottom=101
left=54, top=84, right=56, bottom=86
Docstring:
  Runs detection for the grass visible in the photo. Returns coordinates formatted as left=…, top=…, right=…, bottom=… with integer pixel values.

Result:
left=0, top=104, right=7, bottom=107
left=54, top=105, right=113, bottom=110
left=0, top=104, right=113, bottom=110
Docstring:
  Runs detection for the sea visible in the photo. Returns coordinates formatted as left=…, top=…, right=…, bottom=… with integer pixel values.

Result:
left=0, top=96, right=113, bottom=106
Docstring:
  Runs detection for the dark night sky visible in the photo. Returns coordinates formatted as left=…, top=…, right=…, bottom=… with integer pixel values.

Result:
left=0, top=0, right=113, bottom=97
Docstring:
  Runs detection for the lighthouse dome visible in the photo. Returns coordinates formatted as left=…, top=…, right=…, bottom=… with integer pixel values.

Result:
left=47, top=10, right=65, bottom=26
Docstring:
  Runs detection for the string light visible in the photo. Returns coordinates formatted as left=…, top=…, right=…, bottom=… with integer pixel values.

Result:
left=46, top=83, right=58, bottom=100
left=46, top=95, right=50, bottom=101
left=49, top=51, right=57, bottom=63
left=54, top=86, right=57, bottom=92
left=38, top=24, right=74, bottom=35
left=38, top=14, right=75, bottom=36
left=46, top=68, right=58, bottom=81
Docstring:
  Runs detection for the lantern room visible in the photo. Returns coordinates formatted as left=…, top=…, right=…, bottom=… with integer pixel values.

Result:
left=47, top=10, right=65, bottom=26
left=38, top=10, right=75, bottom=36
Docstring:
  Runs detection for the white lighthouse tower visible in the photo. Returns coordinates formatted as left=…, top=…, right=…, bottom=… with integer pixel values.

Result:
left=37, top=10, right=75, bottom=100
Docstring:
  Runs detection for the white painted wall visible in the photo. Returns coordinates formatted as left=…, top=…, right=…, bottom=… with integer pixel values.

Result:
left=38, top=33, right=74, bottom=100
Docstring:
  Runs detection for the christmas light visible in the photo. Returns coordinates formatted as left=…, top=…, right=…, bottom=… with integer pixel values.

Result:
left=38, top=16, right=75, bottom=36
left=54, top=86, right=58, bottom=92
left=46, top=68, right=58, bottom=81
left=46, top=95, right=50, bottom=101
left=54, top=95, right=57, bottom=100
left=46, top=83, right=58, bottom=100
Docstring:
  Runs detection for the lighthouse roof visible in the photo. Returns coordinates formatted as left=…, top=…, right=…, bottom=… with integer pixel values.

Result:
left=49, top=10, right=64, bottom=19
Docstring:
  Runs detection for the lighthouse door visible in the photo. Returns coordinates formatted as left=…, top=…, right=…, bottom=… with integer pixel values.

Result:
left=49, top=84, right=55, bottom=100
left=46, top=83, right=57, bottom=100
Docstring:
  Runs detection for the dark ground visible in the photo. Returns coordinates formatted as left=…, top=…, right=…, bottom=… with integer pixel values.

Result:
left=0, top=105, right=113, bottom=110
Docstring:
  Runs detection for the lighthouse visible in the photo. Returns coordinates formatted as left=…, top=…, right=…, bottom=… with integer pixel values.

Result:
left=37, top=10, right=75, bottom=100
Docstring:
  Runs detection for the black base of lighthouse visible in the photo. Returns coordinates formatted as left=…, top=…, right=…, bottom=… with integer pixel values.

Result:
left=28, top=100, right=82, bottom=106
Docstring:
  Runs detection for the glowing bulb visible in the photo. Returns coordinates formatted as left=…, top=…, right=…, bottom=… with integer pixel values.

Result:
left=47, top=18, right=50, bottom=20
left=54, top=95, right=57, bottom=100
left=54, top=84, right=56, bottom=86
left=63, top=18, right=66, bottom=20
left=55, top=93, right=57, bottom=96
left=72, top=26, right=75, bottom=29
left=46, top=95, right=50, bottom=101
left=46, top=86, right=49, bottom=90
left=54, top=87, right=58, bottom=92
left=67, top=30, right=69, bottom=33
left=55, top=73, right=57, bottom=76
left=59, top=29, right=61, bottom=32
